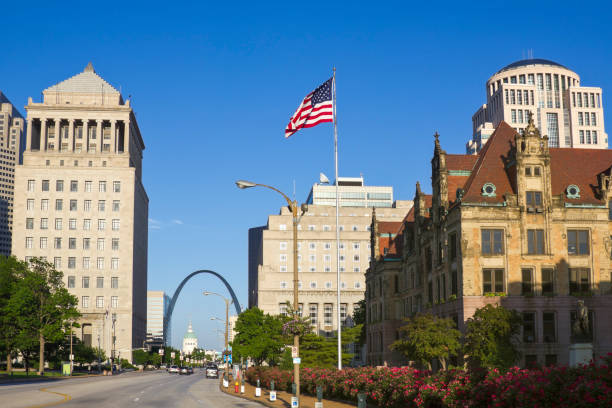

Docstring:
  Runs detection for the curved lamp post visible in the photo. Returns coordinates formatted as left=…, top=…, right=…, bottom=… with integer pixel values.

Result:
left=204, top=291, right=233, bottom=380
left=236, top=180, right=302, bottom=401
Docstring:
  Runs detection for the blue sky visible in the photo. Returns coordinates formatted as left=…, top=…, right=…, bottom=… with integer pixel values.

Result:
left=1, top=0, right=610, bottom=348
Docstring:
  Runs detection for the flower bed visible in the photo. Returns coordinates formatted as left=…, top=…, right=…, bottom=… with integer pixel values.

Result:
left=245, top=355, right=612, bottom=407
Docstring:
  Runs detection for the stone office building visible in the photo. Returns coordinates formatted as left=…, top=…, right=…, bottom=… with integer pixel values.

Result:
left=367, top=118, right=612, bottom=367
left=12, top=63, right=149, bottom=361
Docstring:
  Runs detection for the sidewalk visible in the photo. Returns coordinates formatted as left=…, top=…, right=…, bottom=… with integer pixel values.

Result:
left=220, top=378, right=357, bottom=408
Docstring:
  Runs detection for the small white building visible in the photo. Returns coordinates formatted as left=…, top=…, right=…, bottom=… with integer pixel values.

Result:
left=182, top=321, right=198, bottom=355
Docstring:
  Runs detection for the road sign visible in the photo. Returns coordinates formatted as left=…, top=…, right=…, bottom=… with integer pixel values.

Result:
left=186, top=358, right=190, bottom=363
left=291, top=346, right=298, bottom=358
left=159, top=349, right=164, bottom=355
left=171, top=352, right=175, bottom=358
left=69, top=354, right=74, bottom=361
left=293, top=357, right=301, bottom=364
left=180, top=355, right=183, bottom=360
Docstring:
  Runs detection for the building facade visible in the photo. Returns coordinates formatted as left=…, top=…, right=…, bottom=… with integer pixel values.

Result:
left=249, top=177, right=412, bottom=336
left=182, top=321, right=198, bottom=355
left=146, top=290, right=170, bottom=348
left=368, top=121, right=612, bottom=367
left=0, top=92, right=25, bottom=255
left=467, top=59, right=607, bottom=153
left=306, top=176, right=395, bottom=208
left=12, top=63, right=149, bottom=361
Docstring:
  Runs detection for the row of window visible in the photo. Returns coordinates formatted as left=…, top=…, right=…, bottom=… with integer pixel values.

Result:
left=278, top=224, right=370, bottom=232
left=26, top=218, right=120, bottom=231
left=571, top=92, right=601, bottom=109
left=280, top=254, right=363, bottom=262
left=481, top=228, right=589, bottom=255
left=279, top=303, right=355, bottom=326
left=279, top=281, right=361, bottom=289
left=25, top=237, right=120, bottom=250
left=577, top=112, right=598, bottom=126
left=483, top=267, right=590, bottom=295
left=521, top=310, right=593, bottom=344
left=25, top=256, right=119, bottom=270
left=81, top=295, right=119, bottom=309
left=26, top=198, right=121, bottom=212
left=68, top=275, right=119, bottom=289
left=510, top=109, right=533, bottom=124
left=26, top=180, right=121, bottom=193
left=280, top=241, right=368, bottom=250
left=279, top=265, right=363, bottom=273
left=579, top=130, right=599, bottom=144
left=505, top=89, right=534, bottom=106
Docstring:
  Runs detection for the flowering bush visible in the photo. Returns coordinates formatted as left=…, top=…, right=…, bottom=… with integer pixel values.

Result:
left=245, top=354, right=612, bottom=407
left=282, top=319, right=310, bottom=337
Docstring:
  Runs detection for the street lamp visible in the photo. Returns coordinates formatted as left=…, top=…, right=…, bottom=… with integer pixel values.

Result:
left=203, top=291, right=233, bottom=380
left=235, top=180, right=302, bottom=401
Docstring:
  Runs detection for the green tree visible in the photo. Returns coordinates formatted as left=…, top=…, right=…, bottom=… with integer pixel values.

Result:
left=7, top=258, right=80, bottom=375
left=293, top=328, right=359, bottom=369
left=132, top=349, right=150, bottom=365
left=0, top=256, right=28, bottom=374
left=390, top=314, right=461, bottom=370
left=464, top=304, right=522, bottom=371
left=231, top=307, right=286, bottom=366
left=352, top=298, right=366, bottom=345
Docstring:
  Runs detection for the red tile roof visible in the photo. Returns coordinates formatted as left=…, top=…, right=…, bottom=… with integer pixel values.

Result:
left=446, top=154, right=478, bottom=171
left=377, top=221, right=403, bottom=258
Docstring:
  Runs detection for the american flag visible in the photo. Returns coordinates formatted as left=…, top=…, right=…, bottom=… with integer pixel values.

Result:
left=285, top=78, right=333, bottom=138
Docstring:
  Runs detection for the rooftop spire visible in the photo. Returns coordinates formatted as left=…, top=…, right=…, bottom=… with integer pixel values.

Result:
left=84, top=62, right=95, bottom=73
left=434, top=131, right=441, bottom=154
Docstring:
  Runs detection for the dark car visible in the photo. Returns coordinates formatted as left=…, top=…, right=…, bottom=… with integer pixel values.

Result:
left=205, top=364, right=219, bottom=379
left=179, top=366, right=189, bottom=375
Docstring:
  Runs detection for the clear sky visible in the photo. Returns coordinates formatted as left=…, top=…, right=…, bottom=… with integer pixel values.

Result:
left=1, top=0, right=610, bottom=349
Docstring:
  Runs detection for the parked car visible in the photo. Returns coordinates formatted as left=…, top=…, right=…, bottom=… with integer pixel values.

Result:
left=187, top=366, right=194, bottom=374
left=179, top=366, right=189, bottom=375
left=205, top=364, right=219, bottom=379
left=168, top=365, right=179, bottom=374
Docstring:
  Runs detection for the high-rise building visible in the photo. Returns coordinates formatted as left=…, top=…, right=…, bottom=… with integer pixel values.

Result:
left=147, top=290, right=170, bottom=348
left=306, top=176, right=394, bottom=208
left=467, top=59, right=607, bottom=153
left=12, top=63, right=149, bottom=361
left=248, top=176, right=412, bottom=339
left=182, top=321, right=198, bottom=355
left=0, top=92, right=25, bottom=255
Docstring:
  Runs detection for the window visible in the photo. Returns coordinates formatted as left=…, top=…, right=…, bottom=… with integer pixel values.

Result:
left=54, top=237, right=62, bottom=249
left=323, top=225, right=331, bottom=231
left=526, top=191, right=542, bottom=208
left=568, top=230, right=589, bottom=255
left=309, top=242, right=316, bottom=250
left=309, top=254, right=316, bottom=262
left=70, top=180, right=78, bottom=192
left=26, top=218, right=34, bottom=229
left=578, top=112, right=584, bottom=125
left=97, top=238, right=105, bottom=250
left=527, top=229, right=545, bottom=254
left=40, top=237, right=47, bottom=249
left=96, top=277, right=104, bottom=288
left=98, top=200, right=105, bottom=211
left=83, top=219, right=91, bottom=230
left=449, top=233, right=457, bottom=261
left=280, top=254, right=287, bottom=262
left=27, top=180, right=35, bottom=192
left=111, top=258, right=118, bottom=269
left=84, top=200, right=91, bottom=211
left=85, top=181, right=92, bottom=192
left=541, top=268, right=554, bottom=295
left=54, top=257, right=61, bottom=269
left=309, top=304, right=318, bottom=325
left=56, top=180, right=64, bottom=192
left=324, top=304, right=333, bottom=326
left=545, top=354, right=557, bottom=366
left=99, top=181, right=106, bottom=192
left=482, top=269, right=504, bottom=294
left=112, top=219, right=120, bottom=231
left=55, top=199, right=63, bottom=211
left=82, top=276, right=90, bottom=288
left=83, top=258, right=90, bottom=270
left=280, top=241, right=287, bottom=250
left=55, top=218, right=62, bottom=230
left=69, top=238, right=76, bottom=249
left=82, top=296, right=89, bottom=308
left=27, top=199, right=34, bottom=211
left=98, top=219, right=106, bottom=230
left=353, top=242, right=360, bottom=250
left=310, top=281, right=317, bottom=289
left=113, top=181, right=121, bottom=192
left=534, top=167, right=541, bottom=176
left=112, top=238, right=119, bottom=250
left=112, top=200, right=120, bottom=212
left=308, top=225, right=315, bottom=231
left=111, top=277, right=118, bottom=289
left=41, top=199, right=49, bottom=211
left=68, top=276, right=75, bottom=288
left=96, top=296, right=104, bottom=308
left=481, top=229, right=504, bottom=254
left=279, top=224, right=287, bottom=230
left=97, top=257, right=104, bottom=270
left=521, top=268, right=533, bottom=294
left=523, top=312, right=536, bottom=343
left=111, top=296, right=118, bottom=308
left=569, top=268, right=590, bottom=294
left=40, top=218, right=48, bottom=229
left=68, top=257, right=76, bottom=269
left=543, top=312, right=556, bottom=343
left=42, top=180, right=49, bottom=191
left=68, top=199, right=77, bottom=211
left=25, top=237, right=33, bottom=249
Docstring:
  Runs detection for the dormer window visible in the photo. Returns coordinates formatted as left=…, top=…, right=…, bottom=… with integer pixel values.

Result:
left=482, top=183, right=496, bottom=197
left=526, top=191, right=543, bottom=211
left=534, top=167, right=541, bottom=176
left=566, top=185, right=580, bottom=199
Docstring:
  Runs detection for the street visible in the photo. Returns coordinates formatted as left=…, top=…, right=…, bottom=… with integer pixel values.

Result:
left=0, top=370, right=261, bottom=408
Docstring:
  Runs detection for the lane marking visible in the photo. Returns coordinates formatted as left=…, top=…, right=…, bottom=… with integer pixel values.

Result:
left=26, top=388, right=72, bottom=408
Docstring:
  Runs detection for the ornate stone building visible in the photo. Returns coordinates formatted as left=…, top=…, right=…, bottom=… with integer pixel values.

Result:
left=367, top=118, right=612, bottom=367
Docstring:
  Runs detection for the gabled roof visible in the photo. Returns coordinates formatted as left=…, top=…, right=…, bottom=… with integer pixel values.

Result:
left=376, top=222, right=403, bottom=258
left=44, top=63, right=120, bottom=95
left=446, top=154, right=478, bottom=171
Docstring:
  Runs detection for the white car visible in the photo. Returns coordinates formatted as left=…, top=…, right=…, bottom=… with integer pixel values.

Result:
left=168, top=365, right=179, bottom=374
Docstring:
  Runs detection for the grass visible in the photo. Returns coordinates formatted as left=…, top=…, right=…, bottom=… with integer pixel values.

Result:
left=0, top=370, right=88, bottom=380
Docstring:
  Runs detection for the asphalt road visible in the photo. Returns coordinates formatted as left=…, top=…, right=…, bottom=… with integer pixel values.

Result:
left=0, top=370, right=262, bottom=408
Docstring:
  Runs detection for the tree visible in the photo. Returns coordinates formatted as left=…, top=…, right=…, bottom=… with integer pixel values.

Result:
left=132, top=349, right=150, bottom=366
left=390, top=314, right=461, bottom=370
left=0, top=256, right=29, bottom=374
left=7, top=258, right=80, bottom=375
left=464, top=304, right=522, bottom=371
left=352, top=298, right=366, bottom=345
left=290, top=327, right=359, bottom=369
left=230, top=307, right=286, bottom=366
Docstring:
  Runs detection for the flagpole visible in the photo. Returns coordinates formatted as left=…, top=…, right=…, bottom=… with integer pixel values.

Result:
left=333, top=67, right=342, bottom=370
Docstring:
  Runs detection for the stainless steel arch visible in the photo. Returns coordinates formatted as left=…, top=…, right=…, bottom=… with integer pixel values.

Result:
left=163, top=270, right=242, bottom=345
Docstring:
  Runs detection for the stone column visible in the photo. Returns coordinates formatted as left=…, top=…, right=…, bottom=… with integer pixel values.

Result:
left=26, top=118, right=32, bottom=151
left=110, top=120, right=116, bottom=153
left=68, top=119, right=75, bottom=152
left=83, top=120, right=89, bottom=152
left=40, top=119, right=47, bottom=151
left=123, top=120, right=130, bottom=153
left=54, top=119, right=60, bottom=151
left=96, top=119, right=102, bottom=153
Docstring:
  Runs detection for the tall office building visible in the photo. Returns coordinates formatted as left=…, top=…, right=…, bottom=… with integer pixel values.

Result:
left=0, top=92, right=25, bottom=255
left=147, top=290, right=170, bottom=348
left=467, top=59, right=607, bottom=153
left=12, top=63, right=149, bottom=361
left=248, top=176, right=412, bottom=340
